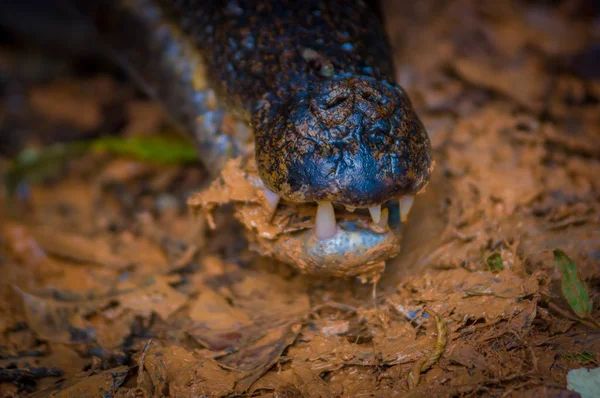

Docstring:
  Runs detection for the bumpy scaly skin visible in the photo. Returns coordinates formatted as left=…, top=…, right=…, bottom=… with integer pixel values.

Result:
left=165, top=0, right=432, bottom=206
left=255, top=77, right=431, bottom=206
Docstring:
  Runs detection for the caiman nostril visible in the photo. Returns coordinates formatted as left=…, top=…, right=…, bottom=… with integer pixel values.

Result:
left=368, top=120, right=391, bottom=137
left=310, top=81, right=354, bottom=125
left=323, top=94, right=349, bottom=110
left=364, top=119, right=392, bottom=150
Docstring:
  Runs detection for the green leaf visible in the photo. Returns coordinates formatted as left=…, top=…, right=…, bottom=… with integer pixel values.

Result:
left=4, top=135, right=198, bottom=197
left=90, top=136, right=197, bottom=164
left=563, top=352, right=596, bottom=365
left=553, top=249, right=593, bottom=319
left=486, top=252, right=504, bottom=272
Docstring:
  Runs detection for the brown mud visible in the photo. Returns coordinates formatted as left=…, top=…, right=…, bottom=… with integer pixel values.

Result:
left=1, top=0, right=599, bottom=396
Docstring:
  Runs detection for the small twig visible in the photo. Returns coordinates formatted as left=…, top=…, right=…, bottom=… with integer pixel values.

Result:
left=548, top=302, right=600, bottom=330
left=173, top=244, right=199, bottom=269
left=500, top=380, right=539, bottom=398
left=371, top=272, right=382, bottom=309
left=408, top=308, right=448, bottom=389
left=136, top=339, right=153, bottom=386
left=0, top=367, right=63, bottom=384
left=484, top=371, right=536, bottom=385
left=372, top=279, right=378, bottom=307
left=527, top=345, right=538, bottom=372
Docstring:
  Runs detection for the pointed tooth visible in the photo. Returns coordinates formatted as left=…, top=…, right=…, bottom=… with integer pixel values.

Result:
left=315, top=201, right=337, bottom=240
left=378, top=208, right=389, bottom=228
left=399, top=196, right=415, bottom=222
left=368, top=204, right=382, bottom=224
left=263, top=188, right=280, bottom=222
left=263, top=187, right=280, bottom=210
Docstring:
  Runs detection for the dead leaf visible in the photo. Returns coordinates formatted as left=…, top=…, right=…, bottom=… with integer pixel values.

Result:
left=137, top=343, right=236, bottom=397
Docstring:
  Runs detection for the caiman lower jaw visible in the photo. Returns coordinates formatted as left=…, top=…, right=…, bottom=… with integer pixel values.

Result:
left=248, top=218, right=402, bottom=280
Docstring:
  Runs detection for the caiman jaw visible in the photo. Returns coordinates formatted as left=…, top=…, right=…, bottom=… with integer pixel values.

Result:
left=260, top=188, right=416, bottom=241
left=188, top=156, right=424, bottom=278
left=313, top=197, right=414, bottom=241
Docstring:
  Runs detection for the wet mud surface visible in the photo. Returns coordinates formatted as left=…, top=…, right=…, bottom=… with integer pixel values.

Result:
left=1, top=0, right=599, bottom=396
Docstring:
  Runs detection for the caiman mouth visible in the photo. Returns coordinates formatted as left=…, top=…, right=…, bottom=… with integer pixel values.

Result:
left=263, top=186, right=415, bottom=240
left=188, top=155, right=428, bottom=279
left=252, top=74, right=432, bottom=251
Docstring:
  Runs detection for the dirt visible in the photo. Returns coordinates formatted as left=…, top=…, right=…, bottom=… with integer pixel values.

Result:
left=1, top=0, right=599, bottom=397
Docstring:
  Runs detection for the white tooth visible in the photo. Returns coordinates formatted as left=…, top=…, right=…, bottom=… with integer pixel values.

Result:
left=263, top=187, right=280, bottom=211
left=378, top=208, right=389, bottom=228
left=368, top=205, right=381, bottom=224
left=315, top=201, right=337, bottom=240
left=345, top=206, right=356, bottom=213
left=399, top=196, right=415, bottom=222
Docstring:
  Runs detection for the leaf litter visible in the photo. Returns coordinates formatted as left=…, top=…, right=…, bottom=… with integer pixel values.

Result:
left=1, top=0, right=600, bottom=396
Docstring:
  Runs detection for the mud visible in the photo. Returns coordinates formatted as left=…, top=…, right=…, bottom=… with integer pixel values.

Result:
left=1, top=0, right=599, bottom=397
